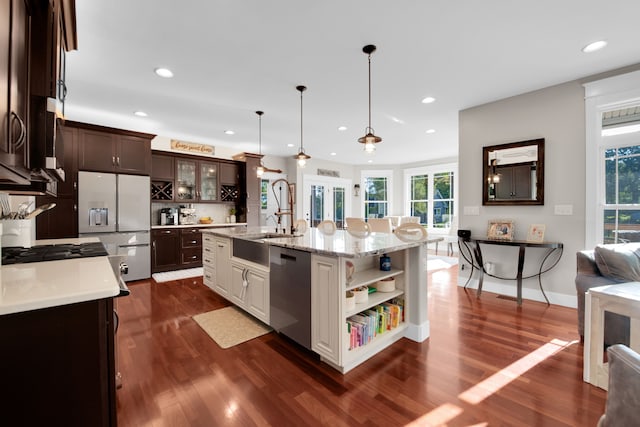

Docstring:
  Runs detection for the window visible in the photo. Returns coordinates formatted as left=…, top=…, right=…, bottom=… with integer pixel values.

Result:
left=584, top=70, right=640, bottom=248
left=362, top=170, right=392, bottom=219
left=260, top=179, right=269, bottom=210
left=404, top=164, right=456, bottom=229
left=602, top=141, right=640, bottom=243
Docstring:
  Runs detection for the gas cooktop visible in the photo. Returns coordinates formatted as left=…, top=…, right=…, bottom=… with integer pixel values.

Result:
left=1, top=242, right=109, bottom=265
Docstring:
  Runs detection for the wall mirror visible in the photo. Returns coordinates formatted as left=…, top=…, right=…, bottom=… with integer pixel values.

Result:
left=482, top=138, right=544, bottom=205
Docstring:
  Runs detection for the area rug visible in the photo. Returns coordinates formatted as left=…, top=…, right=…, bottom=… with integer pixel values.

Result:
left=193, top=306, right=272, bottom=349
left=152, top=267, right=203, bottom=283
left=426, top=255, right=459, bottom=271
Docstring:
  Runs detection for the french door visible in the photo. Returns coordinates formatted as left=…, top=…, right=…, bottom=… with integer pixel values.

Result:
left=303, top=176, right=351, bottom=229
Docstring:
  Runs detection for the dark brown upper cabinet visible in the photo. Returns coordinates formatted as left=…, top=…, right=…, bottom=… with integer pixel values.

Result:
left=75, top=122, right=153, bottom=175
left=483, top=138, right=544, bottom=206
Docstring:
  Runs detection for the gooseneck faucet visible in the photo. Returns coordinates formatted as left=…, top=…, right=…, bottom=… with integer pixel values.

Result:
left=271, top=178, right=295, bottom=234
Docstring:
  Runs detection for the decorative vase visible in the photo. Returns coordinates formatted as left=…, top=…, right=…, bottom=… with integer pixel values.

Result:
left=230, top=214, right=236, bottom=223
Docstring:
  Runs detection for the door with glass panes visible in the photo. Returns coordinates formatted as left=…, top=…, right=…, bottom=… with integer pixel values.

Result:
left=303, top=178, right=350, bottom=229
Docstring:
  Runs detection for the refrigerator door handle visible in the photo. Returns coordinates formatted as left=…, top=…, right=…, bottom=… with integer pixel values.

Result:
left=118, top=243, right=150, bottom=248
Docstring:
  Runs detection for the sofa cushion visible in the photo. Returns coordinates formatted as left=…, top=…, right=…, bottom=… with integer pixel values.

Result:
left=594, top=243, right=640, bottom=282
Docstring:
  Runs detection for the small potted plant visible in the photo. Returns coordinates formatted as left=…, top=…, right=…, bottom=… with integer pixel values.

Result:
left=229, top=207, right=236, bottom=223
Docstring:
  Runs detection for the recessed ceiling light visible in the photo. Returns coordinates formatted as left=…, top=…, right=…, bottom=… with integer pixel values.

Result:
left=367, top=160, right=373, bottom=163
left=134, top=111, right=148, bottom=117
left=582, top=40, right=607, bottom=53
left=330, top=152, right=337, bottom=156
left=287, top=143, right=295, bottom=148
left=224, top=130, right=235, bottom=135
left=421, top=96, right=436, bottom=104
left=154, top=67, right=174, bottom=78
left=426, top=129, right=436, bottom=134
left=337, top=126, right=347, bottom=131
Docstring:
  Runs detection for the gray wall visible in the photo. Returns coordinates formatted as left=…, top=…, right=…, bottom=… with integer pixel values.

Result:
left=458, top=80, right=586, bottom=307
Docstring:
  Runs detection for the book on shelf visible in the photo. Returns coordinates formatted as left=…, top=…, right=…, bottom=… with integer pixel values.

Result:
left=346, top=299, right=406, bottom=351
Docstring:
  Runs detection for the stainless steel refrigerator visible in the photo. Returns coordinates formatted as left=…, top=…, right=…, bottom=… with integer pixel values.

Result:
left=78, top=171, right=151, bottom=281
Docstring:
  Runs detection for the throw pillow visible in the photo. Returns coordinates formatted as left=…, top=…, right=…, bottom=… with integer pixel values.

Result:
left=594, top=243, right=640, bottom=282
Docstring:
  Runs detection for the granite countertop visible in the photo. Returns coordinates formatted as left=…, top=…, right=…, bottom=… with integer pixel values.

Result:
left=0, top=238, right=120, bottom=316
left=152, top=223, right=247, bottom=229
left=203, top=226, right=442, bottom=258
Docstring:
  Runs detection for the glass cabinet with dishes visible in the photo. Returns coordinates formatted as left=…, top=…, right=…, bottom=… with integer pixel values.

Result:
left=176, top=159, right=197, bottom=201
left=199, top=161, right=218, bottom=201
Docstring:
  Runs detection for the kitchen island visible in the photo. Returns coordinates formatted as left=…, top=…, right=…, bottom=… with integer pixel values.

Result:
left=0, top=238, right=121, bottom=426
left=202, top=226, right=440, bottom=373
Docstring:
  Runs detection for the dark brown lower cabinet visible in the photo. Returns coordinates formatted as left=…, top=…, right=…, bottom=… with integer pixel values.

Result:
left=0, top=298, right=116, bottom=427
left=180, top=227, right=202, bottom=267
left=151, top=228, right=180, bottom=273
left=151, top=227, right=204, bottom=273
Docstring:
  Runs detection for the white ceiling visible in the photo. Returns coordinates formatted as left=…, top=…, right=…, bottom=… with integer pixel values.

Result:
left=64, top=0, right=640, bottom=166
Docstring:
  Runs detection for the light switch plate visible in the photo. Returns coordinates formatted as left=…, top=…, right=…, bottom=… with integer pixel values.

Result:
left=464, top=206, right=480, bottom=216
left=554, top=204, right=573, bottom=215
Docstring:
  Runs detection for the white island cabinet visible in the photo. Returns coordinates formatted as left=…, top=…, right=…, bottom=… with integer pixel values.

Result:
left=203, top=227, right=437, bottom=374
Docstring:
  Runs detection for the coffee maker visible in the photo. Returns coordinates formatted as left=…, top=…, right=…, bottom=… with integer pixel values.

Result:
left=159, top=207, right=178, bottom=225
left=179, top=207, right=197, bottom=225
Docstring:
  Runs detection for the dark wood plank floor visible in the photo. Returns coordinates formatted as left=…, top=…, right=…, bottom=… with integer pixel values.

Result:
left=115, top=262, right=606, bottom=426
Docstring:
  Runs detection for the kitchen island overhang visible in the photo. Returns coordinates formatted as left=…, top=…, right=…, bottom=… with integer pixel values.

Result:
left=203, top=226, right=441, bottom=373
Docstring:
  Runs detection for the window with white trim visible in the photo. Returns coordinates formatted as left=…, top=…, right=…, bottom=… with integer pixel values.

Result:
left=404, top=163, right=457, bottom=229
left=362, top=170, right=392, bottom=219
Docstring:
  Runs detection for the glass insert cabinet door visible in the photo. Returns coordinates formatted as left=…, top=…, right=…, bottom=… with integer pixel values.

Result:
left=176, top=159, right=197, bottom=201
left=199, top=161, right=218, bottom=201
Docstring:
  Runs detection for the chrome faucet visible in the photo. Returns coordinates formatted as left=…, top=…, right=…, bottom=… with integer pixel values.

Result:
left=271, top=178, right=295, bottom=235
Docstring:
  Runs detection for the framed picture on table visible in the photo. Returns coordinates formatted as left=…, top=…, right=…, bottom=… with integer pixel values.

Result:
left=487, top=220, right=515, bottom=241
left=526, top=224, right=546, bottom=243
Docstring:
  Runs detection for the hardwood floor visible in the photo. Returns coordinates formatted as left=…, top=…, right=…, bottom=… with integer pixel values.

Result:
left=115, top=262, right=606, bottom=426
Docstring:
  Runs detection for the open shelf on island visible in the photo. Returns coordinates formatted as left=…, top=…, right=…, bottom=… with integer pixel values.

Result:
left=345, top=289, right=404, bottom=317
left=347, top=267, right=403, bottom=291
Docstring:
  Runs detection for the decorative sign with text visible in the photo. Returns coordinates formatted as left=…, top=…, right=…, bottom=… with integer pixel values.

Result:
left=170, top=139, right=215, bottom=155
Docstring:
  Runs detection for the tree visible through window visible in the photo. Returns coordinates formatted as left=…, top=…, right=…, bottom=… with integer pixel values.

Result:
left=603, top=145, right=640, bottom=243
left=405, top=164, right=456, bottom=228
left=364, top=176, right=389, bottom=218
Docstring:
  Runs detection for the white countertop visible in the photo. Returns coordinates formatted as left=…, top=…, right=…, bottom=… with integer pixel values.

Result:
left=203, top=226, right=442, bottom=258
left=0, top=238, right=120, bottom=316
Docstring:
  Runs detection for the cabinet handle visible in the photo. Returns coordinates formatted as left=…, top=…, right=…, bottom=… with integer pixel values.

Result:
left=163, top=230, right=171, bottom=234
left=217, top=244, right=224, bottom=248
left=191, top=240, right=197, bottom=244
left=73, top=204, right=77, bottom=212
left=117, top=156, right=120, bottom=166
left=191, top=255, right=197, bottom=260
left=112, top=156, right=116, bottom=166
left=73, top=182, right=77, bottom=190
left=204, top=248, right=211, bottom=252
left=205, top=274, right=211, bottom=279
left=10, top=112, right=26, bottom=150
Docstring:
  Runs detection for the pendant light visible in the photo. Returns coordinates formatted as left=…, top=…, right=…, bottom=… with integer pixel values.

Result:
left=254, top=111, right=282, bottom=177
left=357, top=44, right=382, bottom=153
left=256, top=111, right=265, bottom=177
left=293, top=85, right=311, bottom=168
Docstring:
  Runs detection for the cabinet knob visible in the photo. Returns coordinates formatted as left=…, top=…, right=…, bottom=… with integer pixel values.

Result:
left=164, top=230, right=171, bottom=234
left=191, top=240, right=197, bottom=244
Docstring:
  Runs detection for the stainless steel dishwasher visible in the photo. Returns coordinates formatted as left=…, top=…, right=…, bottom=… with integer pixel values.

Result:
left=269, top=246, right=311, bottom=349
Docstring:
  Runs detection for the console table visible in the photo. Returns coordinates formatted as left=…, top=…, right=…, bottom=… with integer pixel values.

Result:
left=464, top=238, right=563, bottom=306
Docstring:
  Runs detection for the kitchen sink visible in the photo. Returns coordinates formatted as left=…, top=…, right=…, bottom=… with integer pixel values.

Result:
left=232, top=233, right=303, bottom=266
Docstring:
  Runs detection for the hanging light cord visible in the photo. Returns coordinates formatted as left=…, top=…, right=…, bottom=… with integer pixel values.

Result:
left=258, top=113, right=262, bottom=155
left=299, top=88, right=304, bottom=152
left=367, top=51, right=372, bottom=131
